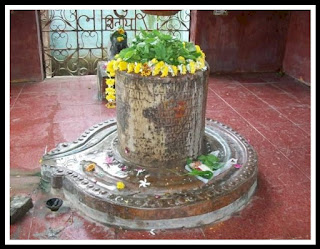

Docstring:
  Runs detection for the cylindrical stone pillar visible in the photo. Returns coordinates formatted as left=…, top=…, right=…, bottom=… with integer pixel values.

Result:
left=115, top=65, right=209, bottom=168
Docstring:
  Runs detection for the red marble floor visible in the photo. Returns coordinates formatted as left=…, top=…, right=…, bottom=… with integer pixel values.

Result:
left=8, top=72, right=313, bottom=242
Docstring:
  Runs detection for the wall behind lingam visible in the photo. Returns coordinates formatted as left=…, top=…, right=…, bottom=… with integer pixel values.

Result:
left=10, top=10, right=44, bottom=83
left=190, top=10, right=291, bottom=74
left=282, top=11, right=311, bottom=85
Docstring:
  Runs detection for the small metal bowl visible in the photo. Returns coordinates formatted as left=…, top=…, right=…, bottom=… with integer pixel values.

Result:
left=46, top=198, right=63, bottom=211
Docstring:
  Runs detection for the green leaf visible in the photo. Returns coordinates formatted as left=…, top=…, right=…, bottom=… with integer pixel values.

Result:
left=188, top=169, right=213, bottom=179
left=211, top=162, right=224, bottom=170
left=185, top=42, right=196, bottom=52
left=206, top=154, right=219, bottom=163
left=123, top=50, right=135, bottom=60
left=197, top=155, right=207, bottom=161
left=204, top=159, right=214, bottom=167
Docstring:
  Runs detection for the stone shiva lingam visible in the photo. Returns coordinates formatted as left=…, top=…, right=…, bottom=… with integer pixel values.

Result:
left=40, top=30, right=258, bottom=229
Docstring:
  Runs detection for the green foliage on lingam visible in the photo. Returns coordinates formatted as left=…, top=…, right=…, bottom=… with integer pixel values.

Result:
left=118, top=29, right=203, bottom=65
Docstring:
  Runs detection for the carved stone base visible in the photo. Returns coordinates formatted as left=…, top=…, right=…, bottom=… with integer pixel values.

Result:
left=41, top=118, right=258, bottom=230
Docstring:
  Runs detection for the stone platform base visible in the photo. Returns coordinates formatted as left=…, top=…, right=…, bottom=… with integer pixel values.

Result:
left=40, top=119, right=258, bottom=230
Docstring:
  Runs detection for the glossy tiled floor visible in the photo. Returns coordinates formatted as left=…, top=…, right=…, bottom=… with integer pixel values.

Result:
left=8, top=72, right=313, bottom=242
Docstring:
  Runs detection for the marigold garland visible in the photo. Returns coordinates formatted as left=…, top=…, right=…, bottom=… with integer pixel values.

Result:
left=105, top=29, right=207, bottom=108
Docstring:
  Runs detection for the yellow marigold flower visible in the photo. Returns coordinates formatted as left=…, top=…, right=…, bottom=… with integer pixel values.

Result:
left=195, top=45, right=201, bottom=53
left=152, top=61, right=164, bottom=76
left=196, top=57, right=205, bottom=70
left=178, top=64, right=187, bottom=75
left=117, top=36, right=124, bottom=42
left=170, top=65, right=178, bottom=76
left=188, top=61, right=196, bottom=74
left=141, top=63, right=152, bottom=76
left=113, top=63, right=119, bottom=71
left=200, top=50, right=205, bottom=59
left=109, top=70, right=115, bottom=77
left=85, top=163, right=96, bottom=172
left=106, top=78, right=115, bottom=87
left=106, top=93, right=116, bottom=101
left=152, top=67, right=161, bottom=76
left=134, top=63, right=142, bottom=74
left=127, top=63, right=135, bottom=73
left=151, top=58, right=158, bottom=64
left=160, top=65, right=169, bottom=77
left=106, top=102, right=116, bottom=108
left=118, top=28, right=125, bottom=35
left=116, top=181, right=125, bottom=190
left=118, top=61, right=128, bottom=71
left=105, top=88, right=116, bottom=94
left=141, top=71, right=151, bottom=77
left=178, top=56, right=185, bottom=64
left=107, top=60, right=114, bottom=72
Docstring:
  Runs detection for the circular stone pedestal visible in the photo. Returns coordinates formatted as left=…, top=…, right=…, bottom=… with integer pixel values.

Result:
left=41, top=118, right=258, bottom=230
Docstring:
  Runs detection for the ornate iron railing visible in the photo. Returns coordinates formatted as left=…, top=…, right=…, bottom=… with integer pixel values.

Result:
left=39, top=10, right=190, bottom=77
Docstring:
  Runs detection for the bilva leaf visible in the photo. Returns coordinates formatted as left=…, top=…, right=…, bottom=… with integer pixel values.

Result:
left=188, top=169, right=213, bottom=179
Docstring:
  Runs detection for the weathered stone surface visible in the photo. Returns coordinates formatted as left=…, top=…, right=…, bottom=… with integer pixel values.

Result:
left=115, top=67, right=210, bottom=168
left=10, top=195, right=33, bottom=224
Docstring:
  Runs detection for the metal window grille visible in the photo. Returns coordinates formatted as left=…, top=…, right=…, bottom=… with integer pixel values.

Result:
left=39, top=10, right=191, bottom=77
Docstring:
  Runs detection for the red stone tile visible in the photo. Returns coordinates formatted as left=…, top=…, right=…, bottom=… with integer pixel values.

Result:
left=10, top=83, right=25, bottom=97
left=58, top=89, right=99, bottom=105
left=52, top=105, right=84, bottom=123
left=201, top=182, right=292, bottom=239
left=242, top=83, right=287, bottom=97
left=278, top=145, right=311, bottom=178
left=298, top=123, right=311, bottom=135
left=258, top=72, right=292, bottom=83
left=60, top=79, right=98, bottom=92
left=212, top=84, right=252, bottom=99
left=100, top=105, right=117, bottom=119
left=10, top=105, right=59, bottom=125
left=270, top=182, right=311, bottom=239
left=276, top=106, right=311, bottom=125
left=257, top=92, right=302, bottom=109
left=255, top=122, right=310, bottom=150
left=80, top=104, right=102, bottom=118
left=22, top=81, right=61, bottom=93
left=228, top=72, right=267, bottom=83
left=223, top=94, right=270, bottom=110
left=59, top=216, right=116, bottom=240
left=201, top=218, right=248, bottom=239
left=10, top=215, right=33, bottom=240
left=206, top=105, right=246, bottom=130
left=208, top=75, right=238, bottom=85
left=10, top=122, right=51, bottom=147
left=274, top=80, right=311, bottom=95
left=258, top=140, right=310, bottom=184
left=206, top=92, right=230, bottom=111
left=10, top=145, right=44, bottom=171
left=10, top=96, right=18, bottom=107
left=238, top=107, right=293, bottom=129
left=14, top=92, right=60, bottom=108
left=51, top=120, right=95, bottom=145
